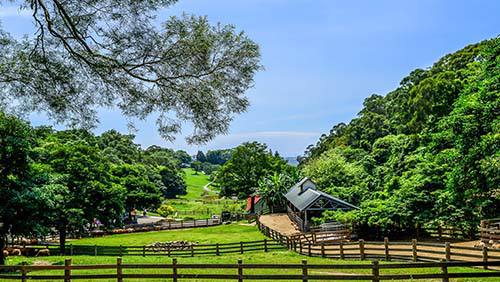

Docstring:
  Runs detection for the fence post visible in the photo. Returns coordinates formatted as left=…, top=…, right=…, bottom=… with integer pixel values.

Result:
left=359, top=239, right=365, bottom=260
left=70, top=244, right=73, bottom=256
left=384, top=237, right=389, bottom=261
left=216, top=243, right=220, bottom=256
left=321, top=243, right=325, bottom=258
left=193, top=219, right=196, bottom=227
left=240, top=241, right=244, bottom=254
left=206, top=218, right=209, bottom=226
left=116, top=257, right=123, bottom=282
left=340, top=241, right=344, bottom=259
left=191, top=244, right=194, bottom=257
left=412, top=239, right=417, bottom=262
left=264, top=239, right=268, bottom=252
left=444, top=242, right=450, bottom=262
left=482, top=246, right=488, bottom=270
left=172, top=258, right=178, bottom=282
left=308, top=243, right=312, bottom=256
left=64, top=258, right=71, bottom=282
left=371, top=260, right=379, bottom=282
left=438, top=226, right=442, bottom=241
left=94, top=244, right=97, bottom=256
left=299, top=240, right=303, bottom=254
left=119, top=245, right=123, bottom=257
left=181, top=221, right=183, bottom=228
left=293, top=239, right=297, bottom=252
left=142, top=245, right=146, bottom=257
left=167, top=244, right=171, bottom=257
left=301, top=259, right=308, bottom=282
left=238, top=259, right=243, bottom=282
left=440, top=259, right=449, bottom=282
left=20, top=261, right=28, bottom=282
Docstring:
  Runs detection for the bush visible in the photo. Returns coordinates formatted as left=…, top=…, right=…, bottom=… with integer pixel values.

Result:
left=157, top=204, right=175, bottom=217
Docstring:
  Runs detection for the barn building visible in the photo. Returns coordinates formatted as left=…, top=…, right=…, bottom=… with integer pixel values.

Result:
left=285, top=177, right=358, bottom=232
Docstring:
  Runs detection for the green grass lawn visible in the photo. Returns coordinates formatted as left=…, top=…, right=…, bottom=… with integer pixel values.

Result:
left=69, top=223, right=264, bottom=246
left=4, top=251, right=497, bottom=282
left=164, top=168, right=244, bottom=219
left=180, top=168, right=216, bottom=200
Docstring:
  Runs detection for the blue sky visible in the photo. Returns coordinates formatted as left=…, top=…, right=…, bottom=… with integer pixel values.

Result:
left=1, top=0, right=499, bottom=156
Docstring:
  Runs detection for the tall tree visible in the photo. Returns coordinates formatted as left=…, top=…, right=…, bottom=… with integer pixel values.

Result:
left=0, top=112, right=49, bottom=265
left=34, top=132, right=126, bottom=254
left=215, top=142, right=292, bottom=198
left=0, top=0, right=261, bottom=143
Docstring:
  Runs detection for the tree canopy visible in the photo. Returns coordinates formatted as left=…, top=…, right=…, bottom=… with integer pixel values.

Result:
left=215, top=141, right=296, bottom=198
left=0, top=0, right=261, bottom=143
left=300, top=37, right=500, bottom=237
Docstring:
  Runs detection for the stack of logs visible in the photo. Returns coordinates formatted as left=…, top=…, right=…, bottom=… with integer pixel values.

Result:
left=146, top=241, right=198, bottom=252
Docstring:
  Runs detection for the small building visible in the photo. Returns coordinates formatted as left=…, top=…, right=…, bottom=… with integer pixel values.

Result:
left=285, top=177, right=358, bottom=232
left=246, top=194, right=269, bottom=214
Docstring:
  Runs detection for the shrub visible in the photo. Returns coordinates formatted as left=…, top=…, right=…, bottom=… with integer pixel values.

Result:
left=157, top=204, right=175, bottom=217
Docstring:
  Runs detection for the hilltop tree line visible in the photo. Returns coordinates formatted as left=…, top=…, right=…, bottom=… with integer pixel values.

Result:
left=0, top=118, right=189, bottom=263
left=300, top=38, right=499, bottom=237
left=190, top=149, right=234, bottom=175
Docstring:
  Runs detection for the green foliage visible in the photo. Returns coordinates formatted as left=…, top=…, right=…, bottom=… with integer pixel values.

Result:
left=0, top=1, right=261, bottom=143
left=0, top=112, right=52, bottom=264
left=158, top=165, right=187, bottom=198
left=215, top=142, right=295, bottom=198
left=205, top=149, right=234, bottom=165
left=258, top=172, right=300, bottom=212
left=156, top=203, right=175, bottom=217
left=301, top=37, right=500, bottom=236
left=190, top=161, right=203, bottom=174
left=111, top=164, right=162, bottom=210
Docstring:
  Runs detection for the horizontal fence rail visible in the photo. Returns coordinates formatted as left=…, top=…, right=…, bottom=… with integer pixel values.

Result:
left=0, top=258, right=499, bottom=281
left=256, top=217, right=500, bottom=264
left=8, top=240, right=284, bottom=257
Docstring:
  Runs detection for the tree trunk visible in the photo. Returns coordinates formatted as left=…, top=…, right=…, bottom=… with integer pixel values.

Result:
left=59, top=227, right=67, bottom=255
left=0, top=235, right=6, bottom=266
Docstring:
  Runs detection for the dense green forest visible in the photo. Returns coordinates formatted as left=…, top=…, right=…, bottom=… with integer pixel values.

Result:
left=300, top=38, right=499, bottom=237
left=0, top=120, right=189, bottom=257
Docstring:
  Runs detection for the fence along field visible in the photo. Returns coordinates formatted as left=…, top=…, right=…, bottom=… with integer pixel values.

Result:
left=257, top=219, right=500, bottom=265
left=0, top=258, right=499, bottom=281
left=18, top=239, right=283, bottom=257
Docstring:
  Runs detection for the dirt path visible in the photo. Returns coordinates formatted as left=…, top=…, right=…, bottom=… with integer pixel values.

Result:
left=259, top=213, right=301, bottom=236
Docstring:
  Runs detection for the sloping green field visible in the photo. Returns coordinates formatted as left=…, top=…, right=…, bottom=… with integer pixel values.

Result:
left=70, top=223, right=263, bottom=246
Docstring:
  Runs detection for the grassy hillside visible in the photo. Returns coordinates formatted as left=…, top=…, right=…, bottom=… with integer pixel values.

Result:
left=164, top=168, right=244, bottom=218
left=180, top=168, right=216, bottom=200
left=70, top=223, right=263, bottom=246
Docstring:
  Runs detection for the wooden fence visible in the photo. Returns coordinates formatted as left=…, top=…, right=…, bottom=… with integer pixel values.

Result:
left=257, top=219, right=500, bottom=264
left=16, top=240, right=284, bottom=257
left=0, top=258, right=499, bottom=281
left=97, top=218, right=221, bottom=236
left=423, top=226, right=476, bottom=241
left=481, top=218, right=500, bottom=243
